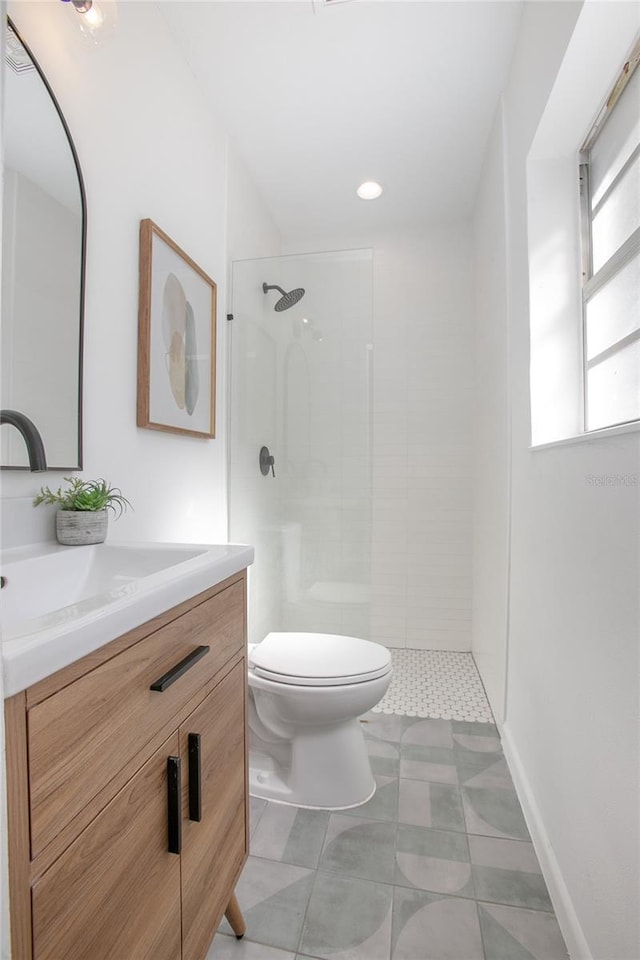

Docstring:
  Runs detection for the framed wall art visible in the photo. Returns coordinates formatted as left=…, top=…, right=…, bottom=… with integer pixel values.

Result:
left=137, top=219, right=216, bottom=438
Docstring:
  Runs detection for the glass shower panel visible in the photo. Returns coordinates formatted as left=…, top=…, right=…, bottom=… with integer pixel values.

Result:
left=229, top=249, right=373, bottom=645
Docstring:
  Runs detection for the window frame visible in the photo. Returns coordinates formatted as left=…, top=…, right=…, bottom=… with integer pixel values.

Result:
left=578, top=38, right=640, bottom=433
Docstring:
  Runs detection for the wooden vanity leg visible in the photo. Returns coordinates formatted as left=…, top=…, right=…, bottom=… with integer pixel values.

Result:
left=224, top=893, right=246, bottom=940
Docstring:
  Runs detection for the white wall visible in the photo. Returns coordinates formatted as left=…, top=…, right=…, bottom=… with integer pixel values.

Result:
left=2, top=1, right=229, bottom=543
left=370, top=225, right=475, bottom=651
left=227, top=152, right=281, bottom=268
left=472, top=103, right=510, bottom=725
left=284, top=223, right=476, bottom=652
left=474, top=3, right=640, bottom=958
left=0, top=5, right=279, bottom=955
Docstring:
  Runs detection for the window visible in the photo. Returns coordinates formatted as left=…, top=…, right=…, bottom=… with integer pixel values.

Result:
left=579, top=39, right=640, bottom=432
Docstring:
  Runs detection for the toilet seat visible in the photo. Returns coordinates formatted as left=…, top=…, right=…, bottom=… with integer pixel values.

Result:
left=249, top=632, right=392, bottom=687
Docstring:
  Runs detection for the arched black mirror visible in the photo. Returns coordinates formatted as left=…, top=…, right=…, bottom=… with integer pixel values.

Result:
left=1, top=18, right=86, bottom=470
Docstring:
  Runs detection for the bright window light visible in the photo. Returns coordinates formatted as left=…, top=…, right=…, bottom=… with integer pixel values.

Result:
left=580, top=47, right=640, bottom=431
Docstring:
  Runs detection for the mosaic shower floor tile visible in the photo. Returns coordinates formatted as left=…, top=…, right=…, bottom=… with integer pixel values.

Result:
left=211, top=712, right=568, bottom=960
left=373, top=649, right=494, bottom=722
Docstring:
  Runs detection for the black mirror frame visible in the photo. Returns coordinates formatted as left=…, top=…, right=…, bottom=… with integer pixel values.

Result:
left=3, top=17, right=87, bottom=471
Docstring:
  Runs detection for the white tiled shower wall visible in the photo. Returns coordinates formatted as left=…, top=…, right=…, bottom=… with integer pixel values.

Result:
left=369, top=224, right=475, bottom=650
left=233, top=224, right=476, bottom=651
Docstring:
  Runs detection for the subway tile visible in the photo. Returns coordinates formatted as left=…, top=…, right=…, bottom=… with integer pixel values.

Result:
left=372, top=522, right=408, bottom=544
left=404, top=543, right=473, bottom=560
left=406, top=493, right=473, bottom=513
left=406, top=634, right=471, bottom=652
left=372, top=458, right=409, bottom=479
left=371, top=624, right=407, bottom=643
left=372, top=439, right=409, bottom=459
left=402, top=593, right=471, bottom=610
left=372, top=503, right=411, bottom=523
left=372, top=393, right=409, bottom=413
left=405, top=569, right=472, bottom=588
left=370, top=568, right=408, bottom=588
left=371, top=558, right=409, bottom=576
left=371, top=607, right=409, bottom=627
left=370, top=539, right=411, bottom=557
left=403, top=557, right=472, bottom=577
left=406, top=614, right=472, bottom=631
left=405, top=625, right=472, bottom=644
left=405, top=599, right=472, bottom=617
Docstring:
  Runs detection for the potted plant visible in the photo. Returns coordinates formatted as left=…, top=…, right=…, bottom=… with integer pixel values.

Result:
left=34, top=477, right=131, bottom=546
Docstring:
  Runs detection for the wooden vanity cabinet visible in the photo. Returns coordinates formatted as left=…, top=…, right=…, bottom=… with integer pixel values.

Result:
left=4, top=570, right=249, bottom=960
left=181, top=661, right=246, bottom=960
left=31, top=732, right=184, bottom=960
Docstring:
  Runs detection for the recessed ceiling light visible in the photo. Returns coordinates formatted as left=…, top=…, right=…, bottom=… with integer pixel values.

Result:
left=357, top=181, right=383, bottom=200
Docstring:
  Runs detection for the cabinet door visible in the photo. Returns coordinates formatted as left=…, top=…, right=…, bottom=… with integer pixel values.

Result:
left=28, top=579, right=245, bottom=858
left=181, top=660, right=248, bottom=960
left=32, top=733, right=182, bottom=960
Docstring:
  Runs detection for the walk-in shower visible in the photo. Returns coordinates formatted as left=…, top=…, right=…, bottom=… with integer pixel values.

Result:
left=230, top=250, right=373, bottom=644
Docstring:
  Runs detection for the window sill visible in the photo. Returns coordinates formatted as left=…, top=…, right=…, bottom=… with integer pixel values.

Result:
left=530, top=420, right=640, bottom=452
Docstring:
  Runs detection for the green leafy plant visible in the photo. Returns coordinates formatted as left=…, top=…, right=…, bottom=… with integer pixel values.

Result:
left=34, top=477, right=131, bottom=519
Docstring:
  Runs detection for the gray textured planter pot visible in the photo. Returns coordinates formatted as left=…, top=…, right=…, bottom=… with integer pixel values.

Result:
left=56, top=509, right=108, bottom=545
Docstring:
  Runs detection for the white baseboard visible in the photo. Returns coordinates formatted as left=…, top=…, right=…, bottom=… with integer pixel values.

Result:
left=499, top=722, right=593, bottom=960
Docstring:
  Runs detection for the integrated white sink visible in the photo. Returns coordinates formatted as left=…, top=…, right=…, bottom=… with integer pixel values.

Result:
left=0, top=540, right=254, bottom=696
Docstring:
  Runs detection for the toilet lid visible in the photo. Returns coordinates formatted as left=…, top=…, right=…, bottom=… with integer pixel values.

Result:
left=249, top=632, right=392, bottom=686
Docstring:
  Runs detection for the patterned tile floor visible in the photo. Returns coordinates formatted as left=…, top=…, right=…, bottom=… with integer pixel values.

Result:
left=209, top=713, right=568, bottom=960
left=373, top=650, right=494, bottom=723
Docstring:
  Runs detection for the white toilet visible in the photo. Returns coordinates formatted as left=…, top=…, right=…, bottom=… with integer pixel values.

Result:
left=247, top=632, right=392, bottom=809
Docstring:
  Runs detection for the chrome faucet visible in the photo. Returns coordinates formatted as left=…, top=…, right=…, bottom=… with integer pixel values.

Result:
left=0, top=409, right=47, bottom=471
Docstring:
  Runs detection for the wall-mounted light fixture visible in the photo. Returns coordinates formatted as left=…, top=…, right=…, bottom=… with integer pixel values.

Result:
left=60, top=0, right=117, bottom=43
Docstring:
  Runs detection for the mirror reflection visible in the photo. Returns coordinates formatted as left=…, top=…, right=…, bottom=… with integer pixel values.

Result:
left=1, top=21, right=85, bottom=470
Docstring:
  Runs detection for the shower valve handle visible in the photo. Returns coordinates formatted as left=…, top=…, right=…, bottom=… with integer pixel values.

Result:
left=259, top=446, right=276, bottom=478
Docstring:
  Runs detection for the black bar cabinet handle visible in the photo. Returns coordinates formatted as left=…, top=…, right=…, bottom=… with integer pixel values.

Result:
left=167, top=756, right=182, bottom=855
left=150, top=645, right=210, bottom=692
left=188, top=733, right=202, bottom=822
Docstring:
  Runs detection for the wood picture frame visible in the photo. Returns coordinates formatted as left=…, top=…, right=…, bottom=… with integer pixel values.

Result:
left=137, top=219, right=216, bottom=438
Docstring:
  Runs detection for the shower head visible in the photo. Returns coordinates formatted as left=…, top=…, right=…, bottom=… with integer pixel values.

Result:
left=262, top=282, right=306, bottom=312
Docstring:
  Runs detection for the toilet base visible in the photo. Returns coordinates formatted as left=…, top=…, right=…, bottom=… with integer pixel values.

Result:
left=249, top=717, right=376, bottom=809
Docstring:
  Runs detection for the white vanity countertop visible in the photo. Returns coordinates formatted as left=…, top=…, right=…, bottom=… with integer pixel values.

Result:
left=0, top=540, right=254, bottom=697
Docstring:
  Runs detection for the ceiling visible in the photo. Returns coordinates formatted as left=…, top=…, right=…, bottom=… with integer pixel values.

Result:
left=161, top=1, right=522, bottom=243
